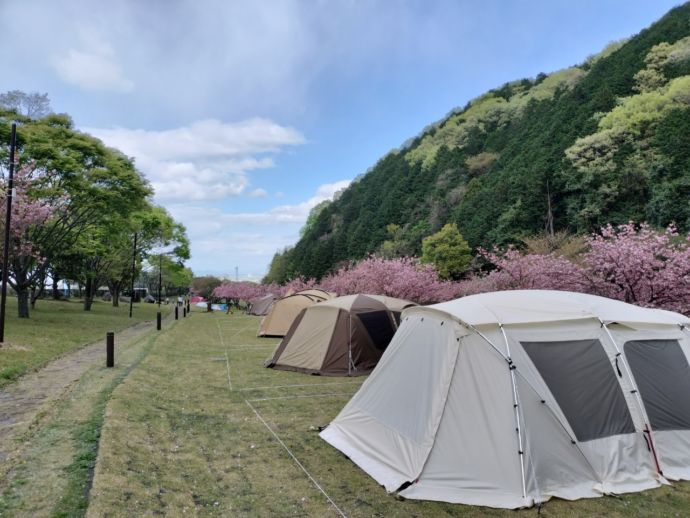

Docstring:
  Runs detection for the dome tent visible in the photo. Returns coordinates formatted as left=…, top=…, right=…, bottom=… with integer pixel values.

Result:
left=320, top=290, right=690, bottom=508
left=265, top=294, right=416, bottom=376
left=248, top=294, right=278, bottom=316
left=257, top=289, right=336, bottom=337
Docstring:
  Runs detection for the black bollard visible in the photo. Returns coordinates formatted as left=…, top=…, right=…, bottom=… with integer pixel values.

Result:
left=106, top=332, right=114, bottom=367
left=175, top=305, right=179, bottom=320
left=157, top=311, right=162, bottom=331
left=183, top=307, right=186, bottom=317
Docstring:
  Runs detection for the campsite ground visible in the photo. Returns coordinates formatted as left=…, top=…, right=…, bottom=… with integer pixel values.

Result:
left=84, top=312, right=690, bottom=517
left=1, top=308, right=689, bottom=516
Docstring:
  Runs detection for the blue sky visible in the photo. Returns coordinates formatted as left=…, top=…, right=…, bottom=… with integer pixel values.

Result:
left=0, top=0, right=682, bottom=279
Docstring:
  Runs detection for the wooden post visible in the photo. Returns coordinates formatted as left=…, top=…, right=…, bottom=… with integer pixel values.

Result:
left=106, top=332, right=114, bottom=367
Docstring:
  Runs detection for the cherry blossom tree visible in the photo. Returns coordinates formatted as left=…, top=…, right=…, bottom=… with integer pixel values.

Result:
left=0, top=165, right=56, bottom=316
left=320, top=256, right=459, bottom=304
left=464, top=223, right=690, bottom=313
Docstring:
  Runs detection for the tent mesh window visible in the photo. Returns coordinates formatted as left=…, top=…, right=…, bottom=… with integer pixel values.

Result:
left=625, top=339, right=690, bottom=431
left=521, top=339, right=635, bottom=442
left=357, top=311, right=396, bottom=350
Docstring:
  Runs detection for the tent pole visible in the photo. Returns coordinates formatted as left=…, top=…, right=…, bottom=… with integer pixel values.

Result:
left=348, top=312, right=353, bottom=375
left=465, top=322, right=528, bottom=500
left=499, top=324, right=527, bottom=501
left=600, top=320, right=663, bottom=476
left=469, top=323, right=600, bottom=485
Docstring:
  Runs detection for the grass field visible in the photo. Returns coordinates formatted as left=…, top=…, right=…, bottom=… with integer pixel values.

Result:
left=86, top=310, right=690, bottom=517
left=0, top=297, right=162, bottom=387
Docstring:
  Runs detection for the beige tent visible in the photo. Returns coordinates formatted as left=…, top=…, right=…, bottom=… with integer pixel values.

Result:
left=257, top=290, right=336, bottom=337
left=266, top=294, right=416, bottom=376
left=321, top=290, right=690, bottom=508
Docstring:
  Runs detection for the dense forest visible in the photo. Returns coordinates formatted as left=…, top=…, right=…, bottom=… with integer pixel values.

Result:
left=266, top=3, right=690, bottom=282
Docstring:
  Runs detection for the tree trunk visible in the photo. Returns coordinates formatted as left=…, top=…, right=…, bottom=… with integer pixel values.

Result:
left=83, top=278, right=94, bottom=311
left=30, top=280, right=45, bottom=309
left=17, top=288, right=30, bottom=318
left=112, top=286, right=120, bottom=307
left=52, top=277, right=61, bottom=299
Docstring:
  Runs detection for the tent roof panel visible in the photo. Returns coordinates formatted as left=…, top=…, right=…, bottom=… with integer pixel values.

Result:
left=424, top=290, right=689, bottom=326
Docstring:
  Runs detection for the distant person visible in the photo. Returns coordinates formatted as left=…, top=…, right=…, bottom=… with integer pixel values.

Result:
left=177, top=296, right=183, bottom=306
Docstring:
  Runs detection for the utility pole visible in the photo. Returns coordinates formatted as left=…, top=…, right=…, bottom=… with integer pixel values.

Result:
left=0, top=123, right=17, bottom=343
left=129, top=232, right=137, bottom=318
left=235, top=266, right=238, bottom=281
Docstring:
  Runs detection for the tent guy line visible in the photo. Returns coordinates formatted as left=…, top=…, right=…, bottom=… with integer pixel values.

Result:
left=246, top=392, right=358, bottom=402
left=244, top=399, right=348, bottom=518
left=226, top=344, right=277, bottom=349
left=224, top=351, right=233, bottom=391
left=217, top=314, right=347, bottom=517
left=216, top=319, right=233, bottom=391
left=238, top=380, right=364, bottom=392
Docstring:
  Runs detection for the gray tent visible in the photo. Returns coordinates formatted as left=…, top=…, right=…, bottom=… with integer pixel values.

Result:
left=248, top=294, right=278, bottom=316
left=321, top=290, right=690, bottom=508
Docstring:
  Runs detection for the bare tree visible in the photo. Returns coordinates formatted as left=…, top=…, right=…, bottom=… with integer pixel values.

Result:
left=0, top=90, right=51, bottom=119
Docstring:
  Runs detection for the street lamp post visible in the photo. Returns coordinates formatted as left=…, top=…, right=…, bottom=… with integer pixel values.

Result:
left=0, top=123, right=17, bottom=344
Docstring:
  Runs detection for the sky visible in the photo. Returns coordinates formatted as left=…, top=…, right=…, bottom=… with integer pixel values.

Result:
left=0, top=0, right=683, bottom=280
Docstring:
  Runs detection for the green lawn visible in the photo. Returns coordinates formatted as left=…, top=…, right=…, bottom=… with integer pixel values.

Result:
left=87, top=311, right=690, bottom=517
left=0, top=297, right=163, bottom=387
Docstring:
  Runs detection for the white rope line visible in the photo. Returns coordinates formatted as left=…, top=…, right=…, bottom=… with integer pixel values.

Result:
left=222, top=325, right=255, bottom=343
left=239, top=381, right=363, bottom=392
left=226, top=344, right=277, bottom=349
left=245, top=400, right=347, bottom=518
left=216, top=319, right=233, bottom=391
left=215, top=319, right=226, bottom=348
left=246, top=392, right=357, bottom=402
left=224, top=351, right=233, bottom=391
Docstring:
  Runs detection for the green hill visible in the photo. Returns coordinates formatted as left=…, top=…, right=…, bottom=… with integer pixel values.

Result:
left=267, top=3, right=690, bottom=282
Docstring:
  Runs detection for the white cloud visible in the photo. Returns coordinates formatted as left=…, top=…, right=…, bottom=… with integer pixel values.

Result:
left=52, top=29, right=133, bottom=93
left=86, top=118, right=305, bottom=202
left=249, top=188, right=268, bottom=198
left=172, top=179, right=351, bottom=227
left=165, top=179, right=351, bottom=276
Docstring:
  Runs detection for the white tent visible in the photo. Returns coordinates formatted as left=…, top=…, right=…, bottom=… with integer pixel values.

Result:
left=321, top=290, right=690, bottom=509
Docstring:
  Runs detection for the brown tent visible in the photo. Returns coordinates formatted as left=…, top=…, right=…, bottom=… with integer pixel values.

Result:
left=257, top=289, right=335, bottom=337
left=265, top=294, right=416, bottom=376
left=248, top=294, right=278, bottom=316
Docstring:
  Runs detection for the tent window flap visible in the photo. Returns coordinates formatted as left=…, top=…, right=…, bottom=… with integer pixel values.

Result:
left=521, top=339, right=635, bottom=442
left=625, top=339, right=690, bottom=431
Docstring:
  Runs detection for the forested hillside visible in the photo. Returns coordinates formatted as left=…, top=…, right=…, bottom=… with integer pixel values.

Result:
left=267, top=3, right=690, bottom=282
